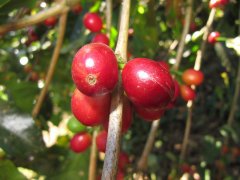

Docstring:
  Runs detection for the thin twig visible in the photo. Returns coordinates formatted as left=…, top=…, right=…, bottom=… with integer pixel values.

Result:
left=180, top=8, right=216, bottom=161
left=106, top=0, right=112, bottom=38
left=102, top=0, right=130, bottom=179
left=137, top=120, right=160, bottom=171
left=194, top=8, right=216, bottom=70
left=180, top=101, right=193, bottom=161
left=32, top=12, right=68, bottom=118
left=173, top=0, right=193, bottom=70
left=0, top=2, right=69, bottom=35
left=88, top=129, right=98, bottom=180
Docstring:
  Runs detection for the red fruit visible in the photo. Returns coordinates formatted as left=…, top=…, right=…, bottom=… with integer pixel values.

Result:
left=102, top=96, right=133, bottom=133
left=72, top=43, right=118, bottom=96
left=116, top=171, right=124, bottom=180
left=135, top=106, right=165, bottom=121
left=167, top=80, right=180, bottom=108
left=44, top=16, right=57, bottom=27
left=158, top=61, right=170, bottom=71
left=180, top=163, right=191, bottom=173
left=220, top=144, right=229, bottom=155
left=83, top=13, right=103, bottom=32
left=72, top=4, right=82, bottom=14
left=182, top=69, right=204, bottom=86
left=118, top=152, right=130, bottom=170
left=122, top=58, right=175, bottom=108
left=209, top=0, right=229, bottom=9
left=71, top=89, right=111, bottom=126
left=70, top=132, right=91, bottom=153
left=28, top=28, right=38, bottom=42
left=182, top=20, right=197, bottom=32
left=96, top=130, right=108, bottom=152
left=208, top=31, right=220, bottom=44
left=92, top=33, right=109, bottom=46
left=29, top=71, right=39, bottom=81
left=180, top=85, right=196, bottom=101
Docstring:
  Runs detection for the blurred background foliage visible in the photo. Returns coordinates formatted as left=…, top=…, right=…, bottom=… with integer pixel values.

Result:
left=0, top=0, right=240, bottom=179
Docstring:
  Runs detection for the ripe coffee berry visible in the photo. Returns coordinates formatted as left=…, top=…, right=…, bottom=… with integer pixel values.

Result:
left=118, top=152, right=130, bottom=170
left=96, top=130, right=108, bottom=152
left=44, top=16, right=57, bottom=27
left=135, top=106, right=165, bottom=121
left=158, top=61, right=170, bottom=71
left=92, top=33, right=109, bottom=46
left=122, top=58, right=175, bottom=108
left=180, top=85, right=196, bottom=101
left=83, top=13, right=103, bottom=32
left=209, top=0, right=229, bottom=9
left=71, top=89, right=110, bottom=126
left=182, top=69, right=204, bottom=86
left=72, top=43, right=118, bottom=96
left=208, top=31, right=220, bottom=44
left=167, top=80, right=180, bottom=109
left=70, top=132, right=91, bottom=153
left=72, top=4, right=82, bottom=14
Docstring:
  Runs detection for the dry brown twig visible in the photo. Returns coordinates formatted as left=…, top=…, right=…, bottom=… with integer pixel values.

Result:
left=32, top=12, right=68, bottom=118
left=88, top=129, right=98, bottom=180
left=0, top=2, right=69, bottom=35
left=180, top=8, right=216, bottom=161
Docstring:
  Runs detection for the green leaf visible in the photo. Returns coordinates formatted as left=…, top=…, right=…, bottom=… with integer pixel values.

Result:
left=0, top=108, right=45, bottom=157
left=202, top=135, right=219, bottom=163
left=7, top=80, right=39, bottom=113
left=0, top=160, right=26, bottom=180
left=0, top=0, right=10, bottom=8
left=49, top=151, right=90, bottom=180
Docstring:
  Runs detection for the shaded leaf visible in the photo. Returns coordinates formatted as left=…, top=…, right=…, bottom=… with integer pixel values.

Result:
left=0, top=160, right=26, bottom=180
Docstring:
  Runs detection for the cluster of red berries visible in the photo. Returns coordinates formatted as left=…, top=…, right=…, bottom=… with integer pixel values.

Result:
left=83, top=12, right=109, bottom=45
left=207, top=0, right=229, bottom=44
left=180, top=69, right=204, bottom=101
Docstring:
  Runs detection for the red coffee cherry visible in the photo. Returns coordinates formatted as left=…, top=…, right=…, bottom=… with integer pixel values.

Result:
left=116, top=170, right=124, bottom=180
left=29, top=71, right=39, bottom=81
left=83, top=13, right=103, bottom=32
left=122, top=58, right=175, bottom=108
left=96, top=130, right=108, bottom=152
left=209, top=0, right=229, bottom=9
left=167, top=80, right=180, bottom=109
left=72, top=43, right=118, bottom=96
left=71, top=89, right=111, bottom=126
left=92, top=33, right=109, bottom=46
left=70, top=132, right=91, bottom=153
left=135, top=106, right=165, bottom=121
left=72, top=4, right=82, bottom=14
left=102, top=96, right=133, bottom=133
left=158, top=61, right=170, bottom=71
left=208, top=31, right=220, bottom=44
left=44, top=16, right=57, bottom=27
left=182, top=69, right=204, bottom=86
left=118, top=152, right=130, bottom=170
left=180, top=85, right=196, bottom=101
